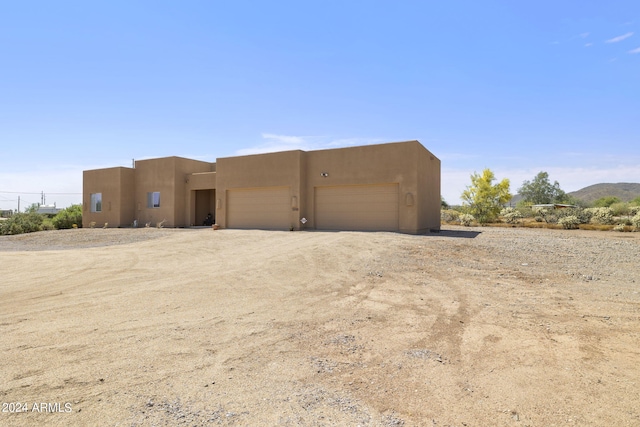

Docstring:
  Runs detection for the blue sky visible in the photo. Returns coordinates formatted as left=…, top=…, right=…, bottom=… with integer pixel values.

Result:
left=1, top=1, right=639, bottom=210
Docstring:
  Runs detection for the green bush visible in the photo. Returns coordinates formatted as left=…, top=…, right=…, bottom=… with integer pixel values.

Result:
left=500, top=207, right=523, bottom=224
left=628, top=206, right=640, bottom=216
left=534, top=208, right=557, bottom=224
left=609, top=202, right=629, bottom=217
left=593, top=196, right=621, bottom=208
left=632, top=213, right=640, bottom=231
left=558, top=215, right=580, bottom=229
left=557, top=207, right=590, bottom=224
left=0, top=212, right=46, bottom=235
left=514, top=203, right=535, bottom=218
left=585, top=207, right=614, bottom=225
left=441, top=209, right=461, bottom=222
left=52, top=204, right=83, bottom=229
left=459, top=213, right=475, bottom=226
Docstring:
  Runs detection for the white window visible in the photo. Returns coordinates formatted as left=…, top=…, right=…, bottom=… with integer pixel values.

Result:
left=90, top=193, right=102, bottom=212
left=147, top=192, right=160, bottom=208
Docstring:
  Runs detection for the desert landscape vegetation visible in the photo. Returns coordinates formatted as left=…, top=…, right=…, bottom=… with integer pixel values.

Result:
left=1, top=223, right=639, bottom=426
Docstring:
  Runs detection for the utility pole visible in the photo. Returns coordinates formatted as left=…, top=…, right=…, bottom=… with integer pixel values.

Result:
left=41, top=191, right=45, bottom=206
left=18, top=196, right=20, bottom=213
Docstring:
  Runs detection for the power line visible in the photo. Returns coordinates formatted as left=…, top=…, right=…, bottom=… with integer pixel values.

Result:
left=0, top=190, right=82, bottom=195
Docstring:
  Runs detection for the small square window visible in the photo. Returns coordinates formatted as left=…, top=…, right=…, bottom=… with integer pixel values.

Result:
left=90, top=193, right=102, bottom=213
left=147, top=192, right=160, bottom=208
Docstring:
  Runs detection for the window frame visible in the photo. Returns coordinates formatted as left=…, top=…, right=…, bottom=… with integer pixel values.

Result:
left=147, top=191, right=161, bottom=208
left=90, top=193, right=102, bottom=213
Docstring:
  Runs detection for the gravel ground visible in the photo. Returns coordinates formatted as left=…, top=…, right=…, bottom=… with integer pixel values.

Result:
left=0, top=228, right=185, bottom=251
left=1, top=225, right=639, bottom=426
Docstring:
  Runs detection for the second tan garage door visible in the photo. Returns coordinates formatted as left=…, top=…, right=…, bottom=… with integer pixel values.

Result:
left=315, top=184, right=399, bottom=231
left=227, top=186, right=291, bottom=229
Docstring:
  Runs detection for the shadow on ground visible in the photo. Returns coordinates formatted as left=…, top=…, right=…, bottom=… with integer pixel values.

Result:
left=426, top=228, right=481, bottom=239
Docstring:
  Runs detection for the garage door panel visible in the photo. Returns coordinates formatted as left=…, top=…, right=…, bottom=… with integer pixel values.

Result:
left=315, top=184, right=398, bottom=231
left=227, top=187, right=290, bottom=229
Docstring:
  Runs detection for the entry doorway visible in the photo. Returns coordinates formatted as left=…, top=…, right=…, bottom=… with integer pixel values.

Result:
left=195, top=189, right=216, bottom=226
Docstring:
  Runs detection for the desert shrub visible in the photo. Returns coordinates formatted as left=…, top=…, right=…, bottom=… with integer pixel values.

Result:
left=441, top=209, right=460, bottom=222
left=500, top=207, right=523, bottom=224
left=609, top=202, right=629, bottom=217
left=558, top=215, right=580, bottom=230
left=556, top=207, right=590, bottom=224
left=42, top=218, right=55, bottom=231
left=632, top=213, right=640, bottom=231
left=459, top=214, right=475, bottom=226
left=613, top=224, right=627, bottom=232
left=0, top=212, right=46, bottom=235
left=628, top=206, right=640, bottom=216
left=585, top=207, right=614, bottom=225
left=593, top=196, right=621, bottom=208
left=534, top=215, right=544, bottom=222
left=51, top=204, right=83, bottom=229
left=515, top=204, right=535, bottom=219
left=533, top=208, right=557, bottom=224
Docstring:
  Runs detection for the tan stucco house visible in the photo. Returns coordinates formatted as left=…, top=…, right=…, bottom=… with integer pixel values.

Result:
left=82, top=140, right=441, bottom=234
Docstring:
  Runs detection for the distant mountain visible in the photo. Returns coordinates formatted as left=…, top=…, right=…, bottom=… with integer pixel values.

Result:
left=567, top=183, right=640, bottom=204
left=509, top=182, right=640, bottom=206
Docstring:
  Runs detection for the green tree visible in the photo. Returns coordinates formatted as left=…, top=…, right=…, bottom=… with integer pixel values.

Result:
left=517, top=171, right=568, bottom=204
left=25, top=203, right=40, bottom=213
left=52, top=204, right=83, bottom=229
left=441, top=196, right=449, bottom=209
left=593, top=196, right=621, bottom=208
left=461, top=169, right=512, bottom=223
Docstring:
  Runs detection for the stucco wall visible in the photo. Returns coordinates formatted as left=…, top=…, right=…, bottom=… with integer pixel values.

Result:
left=304, top=141, right=424, bottom=233
left=173, top=157, right=213, bottom=226
left=215, top=150, right=304, bottom=229
left=82, top=167, right=134, bottom=228
left=417, top=144, right=441, bottom=232
left=134, top=157, right=211, bottom=227
left=82, top=141, right=440, bottom=232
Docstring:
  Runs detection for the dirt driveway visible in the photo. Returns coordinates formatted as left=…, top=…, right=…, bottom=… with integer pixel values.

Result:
left=1, top=226, right=639, bottom=426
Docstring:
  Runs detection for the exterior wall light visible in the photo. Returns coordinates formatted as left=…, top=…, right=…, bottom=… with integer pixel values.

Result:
left=320, top=172, right=329, bottom=177
left=405, top=192, right=414, bottom=206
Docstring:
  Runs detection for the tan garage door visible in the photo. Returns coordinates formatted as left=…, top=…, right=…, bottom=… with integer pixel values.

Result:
left=315, top=184, right=399, bottom=231
left=227, top=187, right=291, bottom=229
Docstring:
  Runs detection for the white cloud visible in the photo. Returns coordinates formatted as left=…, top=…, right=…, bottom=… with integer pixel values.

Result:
left=629, top=47, right=640, bottom=54
left=584, top=43, right=593, bottom=47
left=235, top=134, right=312, bottom=155
left=236, top=134, right=387, bottom=156
left=325, top=137, right=386, bottom=147
left=605, top=32, right=634, bottom=43
left=261, top=133, right=306, bottom=145
left=580, top=32, right=590, bottom=38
